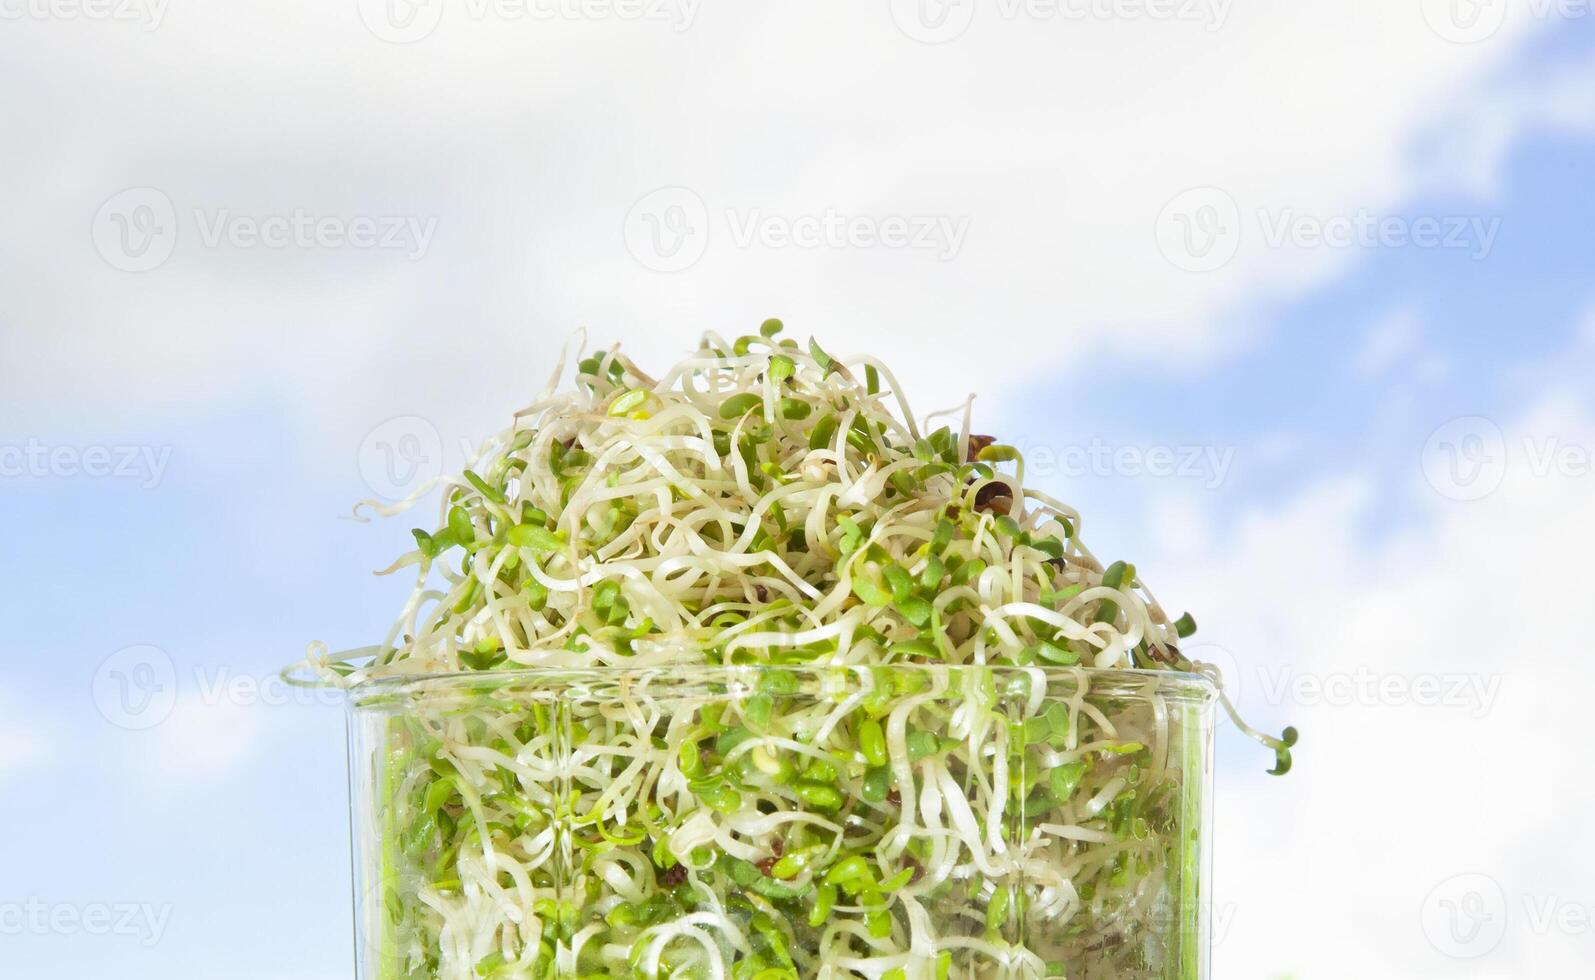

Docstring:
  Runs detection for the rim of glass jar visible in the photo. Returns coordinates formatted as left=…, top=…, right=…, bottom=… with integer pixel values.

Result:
left=284, top=647, right=1219, bottom=710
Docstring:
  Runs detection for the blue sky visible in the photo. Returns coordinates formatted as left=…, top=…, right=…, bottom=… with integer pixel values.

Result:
left=5, top=6, right=1595, bottom=979
left=1002, top=28, right=1595, bottom=543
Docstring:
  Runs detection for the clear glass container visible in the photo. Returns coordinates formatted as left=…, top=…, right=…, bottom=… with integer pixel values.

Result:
left=327, top=664, right=1214, bottom=979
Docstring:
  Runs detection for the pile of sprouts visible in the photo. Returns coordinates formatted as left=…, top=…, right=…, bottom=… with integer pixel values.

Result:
left=312, top=322, right=1293, bottom=980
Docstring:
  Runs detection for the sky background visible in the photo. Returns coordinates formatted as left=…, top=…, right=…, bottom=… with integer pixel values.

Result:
left=4, top=2, right=1595, bottom=977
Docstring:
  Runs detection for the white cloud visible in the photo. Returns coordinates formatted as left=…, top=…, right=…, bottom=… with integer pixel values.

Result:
left=0, top=5, right=1562, bottom=463
left=0, top=692, right=55, bottom=775
left=1578, top=305, right=1595, bottom=348
left=112, top=672, right=346, bottom=788
left=1146, top=392, right=1595, bottom=978
left=138, top=693, right=269, bottom=785
left=1355, top=306, right=1424, bottom=378
left=1423, top=53, right=1595, bottom=197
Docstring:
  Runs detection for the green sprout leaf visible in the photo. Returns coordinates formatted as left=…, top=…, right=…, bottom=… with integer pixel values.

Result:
left=720, top=393, right=763, bottom=419
left=608, top=388, right=648, bottom=416
left=769, top=355, right=796, bottom=383
left=507, top=525, right=564, bottom=552
left=1268, top=727, right=1299, bottom=776
left=809, top=338, right=837, bottom=375
left=462, top=470, right=505, bottom=506
left=1174, top=611, right=1198, bottom=638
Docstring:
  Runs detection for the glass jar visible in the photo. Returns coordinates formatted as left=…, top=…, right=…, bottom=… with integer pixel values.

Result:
left=325, top=664, right=1215, bottom=979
